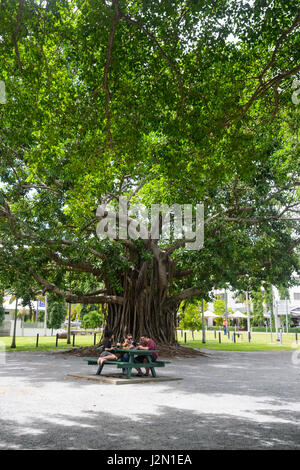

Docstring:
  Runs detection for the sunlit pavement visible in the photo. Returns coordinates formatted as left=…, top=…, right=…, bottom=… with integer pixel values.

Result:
left=0, top=349, right=299, bottom=449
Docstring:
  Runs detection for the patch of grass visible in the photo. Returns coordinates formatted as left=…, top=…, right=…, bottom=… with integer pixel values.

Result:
left=0, top=334, right=101, bottom=352
left=1, top=330, right=300, bottom=353
left=177, top=330, right=300, bottom=351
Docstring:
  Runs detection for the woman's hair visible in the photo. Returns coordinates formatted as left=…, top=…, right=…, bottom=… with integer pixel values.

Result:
left=104, top=329, right=113, bottom=339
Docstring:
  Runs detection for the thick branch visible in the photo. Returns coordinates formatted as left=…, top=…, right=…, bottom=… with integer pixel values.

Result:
left=257, top=11, right=300, bottom=83
left=32, top=273, right=124, bottom=305
left=47, top=253, right=103, bottom=276
left=168, top=286, right=204, bottom=304
left=12, top=0, right=24, bottom=71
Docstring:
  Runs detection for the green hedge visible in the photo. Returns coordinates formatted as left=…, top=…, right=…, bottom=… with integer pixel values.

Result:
left=251, top=326, right=300, bottom=333
left=206, top=326, right=300, bottom=333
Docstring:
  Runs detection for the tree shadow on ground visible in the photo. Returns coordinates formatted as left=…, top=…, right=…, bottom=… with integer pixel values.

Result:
left=1, top=350, right=300, bottom=450
left=0, top=405, right=299, bottom=450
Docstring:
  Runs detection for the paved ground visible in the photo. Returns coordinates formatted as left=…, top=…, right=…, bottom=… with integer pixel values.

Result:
left=0, top=348, right=300, bottom=449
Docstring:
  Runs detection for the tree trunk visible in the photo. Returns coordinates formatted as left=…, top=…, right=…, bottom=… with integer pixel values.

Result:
left=11, top=298, right=18, bottom=349
left=105, top=254, right=179, bottom=344
left=67, top=302, right=71, bottom=344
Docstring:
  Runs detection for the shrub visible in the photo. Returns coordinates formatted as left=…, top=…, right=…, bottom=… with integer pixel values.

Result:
left=82, top=310, right=104, bottom=329
left=47, top=298, right=67, bottom=330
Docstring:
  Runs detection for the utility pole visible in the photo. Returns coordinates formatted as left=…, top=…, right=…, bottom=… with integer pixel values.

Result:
left=67, top=302, right=71, bottom=344
left=286, top=298, right=289, bottom=334
left=246, top=291, right=251, bottom=333
left=44, top=293, right=48, bottom=336
left=11, top=298, right=18, bottom=349
left=224, top=288, right=228, bottom=334
left=36, top=298, right=39, bottom=325
left=201, top=300, right=206, bottom=343
left=272, top=286, right=279, bottom=341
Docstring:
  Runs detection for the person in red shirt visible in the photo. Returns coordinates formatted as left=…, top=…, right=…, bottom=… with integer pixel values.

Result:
left=135, top=333, right=158, bottom=377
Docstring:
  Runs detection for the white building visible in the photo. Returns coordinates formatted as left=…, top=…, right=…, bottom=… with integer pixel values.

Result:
left=207, top=278, right=300, bottom=327
left=0, top=296, right=56, bottom=337
left=2, top=296, right=45, bottom=321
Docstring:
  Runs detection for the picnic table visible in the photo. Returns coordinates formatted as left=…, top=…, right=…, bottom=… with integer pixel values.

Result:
left=84, top=348, right=170, bottom=379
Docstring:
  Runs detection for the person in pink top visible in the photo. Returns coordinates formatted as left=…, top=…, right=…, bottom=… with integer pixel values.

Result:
left=135, top=333, right=158, bottom=377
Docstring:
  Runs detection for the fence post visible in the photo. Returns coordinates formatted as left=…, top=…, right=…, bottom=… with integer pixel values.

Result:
left=248, top=332, right=251, bottom=343
left=233, top=332, right=236, bottom=343
left=56, top=333, right=58, bottom=347
left=94, top=333, right=96, bottom=345
left=36, top=333, right=39, bottom=348
left=214, top=330, right=216, bottom=339
left=218, top=332, right=221, bottom=344
left=280, top=329, right=282, bottom=345
left=72, top=333, right=75, bottom=347
left=296, top=333, right=298, bottom=345
left=184, top=332, right=187, bottom=343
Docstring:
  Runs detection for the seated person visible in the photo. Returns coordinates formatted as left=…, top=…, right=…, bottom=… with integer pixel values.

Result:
left=122, top=333, right=137, bottom=362
left=135, top=333, right=158, bottom=377
left=122, top=333, right=137, bottom=348
left=97, top=330, right=118, bottom=365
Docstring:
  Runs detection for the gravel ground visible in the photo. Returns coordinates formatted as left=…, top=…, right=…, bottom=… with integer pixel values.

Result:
left=0, top=348, right=300, bottom=450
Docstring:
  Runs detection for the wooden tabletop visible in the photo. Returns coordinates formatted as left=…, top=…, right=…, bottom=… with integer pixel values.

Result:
left=114, top=348, right=159, bottom=354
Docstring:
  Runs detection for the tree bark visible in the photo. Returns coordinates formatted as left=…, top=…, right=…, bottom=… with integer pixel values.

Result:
left=105, top=253, right=179, bottom=344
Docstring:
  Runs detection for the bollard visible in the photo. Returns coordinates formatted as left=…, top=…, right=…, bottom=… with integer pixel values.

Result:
left=184, top=332, right=187, bottom=343
left=72, top=334, right=75, bottom=347
left=248, top=332, right=251, bottom=343
left=94, top=333, right=96, bottom=345
left=56, top=333, right=58, bottom=347
left=218, top=332, right=221, bottom=344
left=36, top=333, right=39, bottom=348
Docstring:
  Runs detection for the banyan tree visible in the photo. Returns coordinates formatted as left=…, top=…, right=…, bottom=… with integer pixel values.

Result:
left=0, top=0, right=299, bottom=346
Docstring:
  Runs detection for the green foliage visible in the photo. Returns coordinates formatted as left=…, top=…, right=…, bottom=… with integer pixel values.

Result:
left=0, top=0, right=299, bottom=329
left=82, top=310, right=104, bottom=329
left=47, top=296, right=66, bottom=330
left=264, top=283, right=275, bottom=329
left=278, top=285, right=290, bottom=300
left=179, top=300, right=206, bottom=334
left=213, top=299, right=225, bottom=316
left=279, top=315, right=293, bottom=329
left=251, top=289, right=265, bottom=326
left=213, top=298, right=234, bottom=326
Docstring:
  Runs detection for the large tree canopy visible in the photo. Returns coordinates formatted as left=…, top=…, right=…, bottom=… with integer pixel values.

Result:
left=0, top=0, right=299, bottom=343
